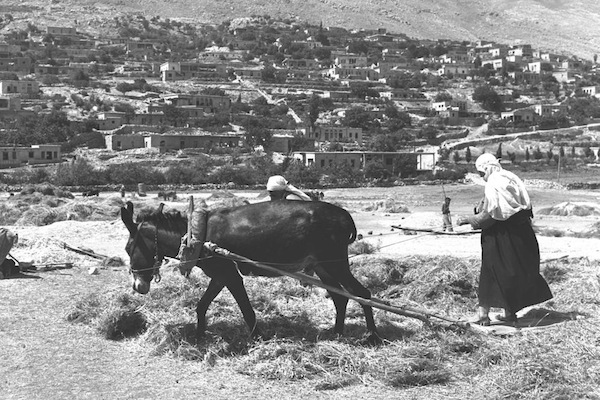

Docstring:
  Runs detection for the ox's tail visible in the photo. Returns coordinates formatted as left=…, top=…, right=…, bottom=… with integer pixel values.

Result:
left=347, top=224, right=357, bottom=244
left=343, top=209, right=357, bottom=245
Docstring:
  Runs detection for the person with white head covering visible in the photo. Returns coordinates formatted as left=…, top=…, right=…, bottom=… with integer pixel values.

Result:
left=266, top=175, right=312, bottom=201
left=456, top=153, right=552, bottom=326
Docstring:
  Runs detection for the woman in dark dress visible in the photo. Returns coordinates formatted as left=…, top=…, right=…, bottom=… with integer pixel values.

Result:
left=457, top=154, right=553, bottom=325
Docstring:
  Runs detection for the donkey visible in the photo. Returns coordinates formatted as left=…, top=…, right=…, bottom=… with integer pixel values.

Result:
left=157, top=190, right=177, bottom=201
left=120, top=200, right=380, bottom=343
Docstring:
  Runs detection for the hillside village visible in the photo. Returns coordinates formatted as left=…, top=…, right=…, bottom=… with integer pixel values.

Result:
left=1, top=13, right=600, bottom=187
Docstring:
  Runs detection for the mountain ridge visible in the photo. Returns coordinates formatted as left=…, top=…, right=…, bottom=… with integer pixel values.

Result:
left=4, top=0, right=599, bottom=59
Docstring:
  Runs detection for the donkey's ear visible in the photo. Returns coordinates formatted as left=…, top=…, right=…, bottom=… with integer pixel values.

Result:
left=121, top=201, right=136, bottom=235
left=126, top=201, right=133, bottom=214
left=157, top=203, right=165, bottom=213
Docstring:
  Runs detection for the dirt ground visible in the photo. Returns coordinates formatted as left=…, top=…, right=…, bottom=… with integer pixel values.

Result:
left=1, top=182, right=600, bottom=399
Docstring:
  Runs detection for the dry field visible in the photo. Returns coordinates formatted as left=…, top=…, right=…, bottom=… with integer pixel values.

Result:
left=1, top=181, right=600, bottom=399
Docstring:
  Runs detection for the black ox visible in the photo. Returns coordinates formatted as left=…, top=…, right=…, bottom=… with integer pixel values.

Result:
left=120, top=200, right=380, bottom=342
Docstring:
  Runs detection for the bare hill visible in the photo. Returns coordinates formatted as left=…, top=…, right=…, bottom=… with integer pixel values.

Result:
left=3, top=0, right=600, bottom=59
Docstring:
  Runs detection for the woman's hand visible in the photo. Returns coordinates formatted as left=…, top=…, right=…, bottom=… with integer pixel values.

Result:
left=456, top=216, right=470, bottom=226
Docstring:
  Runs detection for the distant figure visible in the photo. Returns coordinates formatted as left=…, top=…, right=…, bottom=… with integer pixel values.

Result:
left=82, top=189, right=100, bottom=197
left=266, top=175, right=312, bottom=201
left=120, top=185, right=126, bottom=198
left=442, top=197, right=453, bottom=232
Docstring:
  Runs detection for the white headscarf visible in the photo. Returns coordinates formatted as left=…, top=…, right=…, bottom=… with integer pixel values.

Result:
left=475, top=153, right=501, bottom=181
left=266, top=175, right=311, bottom=201
left=475, top=154, right=531, bottom=220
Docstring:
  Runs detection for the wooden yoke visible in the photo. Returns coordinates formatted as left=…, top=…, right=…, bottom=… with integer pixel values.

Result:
left=177, top=195, right=202, bottom=277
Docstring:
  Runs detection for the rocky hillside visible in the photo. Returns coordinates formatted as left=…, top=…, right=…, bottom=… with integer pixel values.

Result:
left=2, top=0, right=599, bottom=60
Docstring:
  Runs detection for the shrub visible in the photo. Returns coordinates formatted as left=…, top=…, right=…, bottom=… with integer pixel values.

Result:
left=106, top=162, right=165, bottom=185
left=208, top=165, right=257, bottom=185
left=53, top=158, right=104, bottom=186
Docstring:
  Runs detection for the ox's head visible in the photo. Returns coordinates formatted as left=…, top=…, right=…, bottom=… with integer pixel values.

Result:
left=120, top=201, right=163, bottom=294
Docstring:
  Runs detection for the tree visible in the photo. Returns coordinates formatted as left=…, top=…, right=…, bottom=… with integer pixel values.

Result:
left=343, top=107, right=374, bottom=130
left=364, top=160, right=390, bottom=180
left=347, top=40, right=368, bottom=55
left=453, top=151, right=461, bottom=163
left=525, top=148, right=530, bottom=161
left=473, top=85, right=504, bottom=112
left=434, top=92, right=453, bottom=102
left=163, top=103, right=188, bottom=127
left=201, top=87, right=227, bottom=96
left=367, top=133, right=403, bottom=152
left=289, top=134, right=314, bottom=152
left=465, top=147, right=472, bottom=163
left=495, top=143, right=503, bottom=159
left=350, top=82, right=379, bottom=99
left=114, top=102, right=136, bottom=124
left=245, top=126, right=272, bottom=149
left=116, top=82, right=133, bottom=94
left=261, top=65, right=285, bottom=83
left=308, top=94, right=320, bottom=129
left=534, top=146, right=544, bottom=160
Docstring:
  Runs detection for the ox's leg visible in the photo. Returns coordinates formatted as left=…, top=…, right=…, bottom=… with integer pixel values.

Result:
left=334, top=265, right=381, bottom=345
left=223, top=274, right=259, bottom=338
left=196, top=278, right=225, bottom=340
left=313, top=267, right=349, bottom=335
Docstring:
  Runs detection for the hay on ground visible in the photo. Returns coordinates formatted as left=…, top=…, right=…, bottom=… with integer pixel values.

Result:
left=362, top=197, right=409, bottom=213
left=536, top=202, right=600, bottom=217
left=207, top=190, right=236, bottom=199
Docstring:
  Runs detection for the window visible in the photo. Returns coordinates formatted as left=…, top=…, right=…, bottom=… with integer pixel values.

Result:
left=2, top=152, right=7, bottom=160
left=320, top=160, right=325, bottom=167
left=28, top=151, right=34, bottom=158
left=12, top=151, right=16, bottom=159
left=46, top=151, right=52, bottom=160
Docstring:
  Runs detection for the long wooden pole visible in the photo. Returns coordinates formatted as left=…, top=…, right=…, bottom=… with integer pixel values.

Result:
left=187, top=196, right=194, bottom=246
left=203, top=242, right=462, bottom=325
left=391, top=225, right=481, bottom=235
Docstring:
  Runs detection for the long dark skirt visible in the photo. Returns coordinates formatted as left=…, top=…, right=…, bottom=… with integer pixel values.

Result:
left=479, top=209, right=553, bottom=313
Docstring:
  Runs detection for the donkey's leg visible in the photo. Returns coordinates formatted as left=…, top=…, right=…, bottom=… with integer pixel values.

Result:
left=333, top=263, right=381, bottom=344
left=314, top=267, right=349, bottom=335
left=223, top=274, right=259, bottom=338
left=196, top=278, right=225, bottom=339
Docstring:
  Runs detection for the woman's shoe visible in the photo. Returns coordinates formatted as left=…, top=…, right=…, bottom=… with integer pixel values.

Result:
left=496, top=313, right=518, bottom=325
left=467, top=315, right=491, bottom=326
